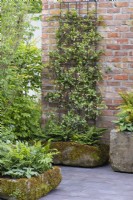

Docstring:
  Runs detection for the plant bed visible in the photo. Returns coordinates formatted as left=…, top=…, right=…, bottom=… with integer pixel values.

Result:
left=50, top=142, right=109, bottom=167
left=110, top=130, right=133, bottom=173
left=0, top=166, right=62, bottom=200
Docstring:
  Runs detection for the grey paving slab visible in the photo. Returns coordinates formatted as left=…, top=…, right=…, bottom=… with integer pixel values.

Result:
left=40, top=165, right=133, bottom=200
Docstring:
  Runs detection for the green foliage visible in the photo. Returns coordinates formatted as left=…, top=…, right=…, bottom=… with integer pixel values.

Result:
left=1, top=0, right=43, bottom=140
left=12, top=43, right=43, bottom=92
left=43, top=111, right=89, bottom=142
left=0, top=140, right=57, bottom=178
left=46, top=11, right=104, bottom=123
left=0, top=68, right=42, bottom=140
left=29, top=0, right=42, bottom=13
left=0, top=125, right=16, bottom=143
left=1, top=0, right=31, bottom=68
left=114, top=92, right=133, bottom=132
left=0, top=53, right=43, bottom=140
left=71, top=127, right=106, bottom=145
left=44, top=11, right=105, bottom=144
left=42, top=113, right=77, bottom=142
left=43, top=113, right=106, bottom=145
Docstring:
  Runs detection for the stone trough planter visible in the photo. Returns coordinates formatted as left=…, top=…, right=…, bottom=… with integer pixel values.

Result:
left=50, top=142, right=109, bottom=167
left=110, top=129, right=133, bottom=173
left=0, top=167, right=62, bottom=200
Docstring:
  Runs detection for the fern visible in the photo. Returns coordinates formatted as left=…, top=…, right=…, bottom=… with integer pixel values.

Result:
left=0, top=140, right=58, bottom=178
left=114, top=92, right=133, bottom=132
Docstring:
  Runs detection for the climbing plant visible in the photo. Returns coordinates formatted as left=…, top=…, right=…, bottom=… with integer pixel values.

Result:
left=46, top=10, right=104, bottom=131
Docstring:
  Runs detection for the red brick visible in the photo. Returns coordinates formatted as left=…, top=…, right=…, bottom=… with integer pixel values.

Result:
left=111, top=57, right=121, bottom=62
left=102, top=110, right=114, bottom=116
left=130, top=27, right=133, bottom=32
left=42, top=34, right=49, bottom=39
left=102, top=15, right=113, bottom=20
left=115, top=88, right=128, bottom=93
left=114, top=52, right=128, bottom=56
left=99, top=3, right=113, bottom=8
left=122, top=82, right=133, bottom=87
left=106, top=20, right=122, bottom=26
left=107, top=8, right=120, bottom=13
left=116, top=39, right=128, bottom=44
left=105, top=51, right=113, bottom=56
left=122, top=8, right=133, bottom=14
left=115, top=2, right=129, bottom=7
left=107, top=45, right=120, bottom=50
left=108, top=33, right=119, bottom=38
left=97, top=8, right=107, bottom=14
left=123, top=33, right=133, bottom=38
left=107, top=105, right=118, bottom=110
left=114, top=75, right=128, bottom=80
left=129, top=75, right=133, bottom=80
left=129, top=51, right=133, bottom=56
left=104, top=75, right=113, bottom=80
left=122, top=45, right=133, bottom=50
left=107, top=82, right=120, bottom=86
left=115, top=26, right=129, bottom=32
left=113, top=100, right=123, bottom=105
left=114, top=14, right=130, bottom=20
left=104, top=99, right=113, bottom=105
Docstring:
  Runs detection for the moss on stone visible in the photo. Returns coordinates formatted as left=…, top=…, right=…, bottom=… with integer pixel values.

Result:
left=0, top=167, right=62, bottom=200
left=50, top=142, right=109, bottom=167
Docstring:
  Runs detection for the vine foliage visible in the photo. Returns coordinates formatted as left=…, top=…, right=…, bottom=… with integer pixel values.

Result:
left=46, top=10, right=104, bottom=127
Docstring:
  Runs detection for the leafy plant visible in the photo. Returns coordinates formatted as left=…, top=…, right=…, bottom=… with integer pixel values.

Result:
left=46, top=10, right=104, bottom=122
left=29, top=0, right=42, bottom=13
left=1, top=0, right=31, bottom=69
left=12, top=42, right=43, bottom=92
left=42, top=115, right=74, bottom=142
left=43, top=10, right=105, bottom=145
left=0, top=125, right=16, bottom=143
left=1, top=1, right=43, bottom=141
left=0, top=140, right=57, bottom=178
left=0, top=66, right=42, bottom=140
left=114, top=92, right=133, bottom=132
left=43, top=114, right=106, bottom=145
left=71, top=127, right=106, bottom=145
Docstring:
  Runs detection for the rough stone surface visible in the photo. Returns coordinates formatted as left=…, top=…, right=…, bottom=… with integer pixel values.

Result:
left=50, top=142, right=109, bottom=167
left=110, top=129, right=133, bottom=173
left=0, top=167, right=62, bottom=200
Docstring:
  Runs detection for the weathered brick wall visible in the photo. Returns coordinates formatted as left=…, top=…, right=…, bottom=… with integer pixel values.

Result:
left=41, top=0, right=133, bottom=141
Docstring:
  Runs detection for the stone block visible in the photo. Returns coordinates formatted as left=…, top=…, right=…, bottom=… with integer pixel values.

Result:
left=50, top=142, right=109, bottom=167
left=110, top=129, right=133, bottom=173
left=0, top=167, right=62, bottom=200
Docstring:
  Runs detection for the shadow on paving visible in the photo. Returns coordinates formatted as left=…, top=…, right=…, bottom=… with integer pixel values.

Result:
left=40, top=165, right=133, bottom=200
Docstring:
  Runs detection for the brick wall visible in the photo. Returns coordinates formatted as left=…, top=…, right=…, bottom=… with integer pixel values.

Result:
left=41, top=0, right=133, bottom=141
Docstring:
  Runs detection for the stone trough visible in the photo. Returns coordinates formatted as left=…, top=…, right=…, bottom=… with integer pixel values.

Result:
left=50, top=142, right=109, bottom=167
left=0, top=167, right=62, bottom=200
left=110, top=130, right=133, bottom=173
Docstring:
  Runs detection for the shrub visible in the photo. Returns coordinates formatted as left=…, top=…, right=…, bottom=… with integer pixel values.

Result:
left=12, top=43, right=43, bottom=92
left=71, top=127, right=106, bottom=145
left=114, top=92, right=133, bottom=132
left=44, top=11, right=105, bottom=145
left=0, top=125, right=16, bottom=143
left=46, top=11, right=104, bottom=122
left=43, top=113, right=106, bottom=145
left=0, top=140, right=57, bottom=178
left=0, top=66, right=42, bottom=140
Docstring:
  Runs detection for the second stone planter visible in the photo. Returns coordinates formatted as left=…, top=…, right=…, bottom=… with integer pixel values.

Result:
left=110, top=129, right=133, bottom=173
left=50, top=142, right=109, bottom=167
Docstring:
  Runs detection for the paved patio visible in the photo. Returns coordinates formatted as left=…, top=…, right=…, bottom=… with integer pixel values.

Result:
left=41, top=165, right=133, bottom=200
